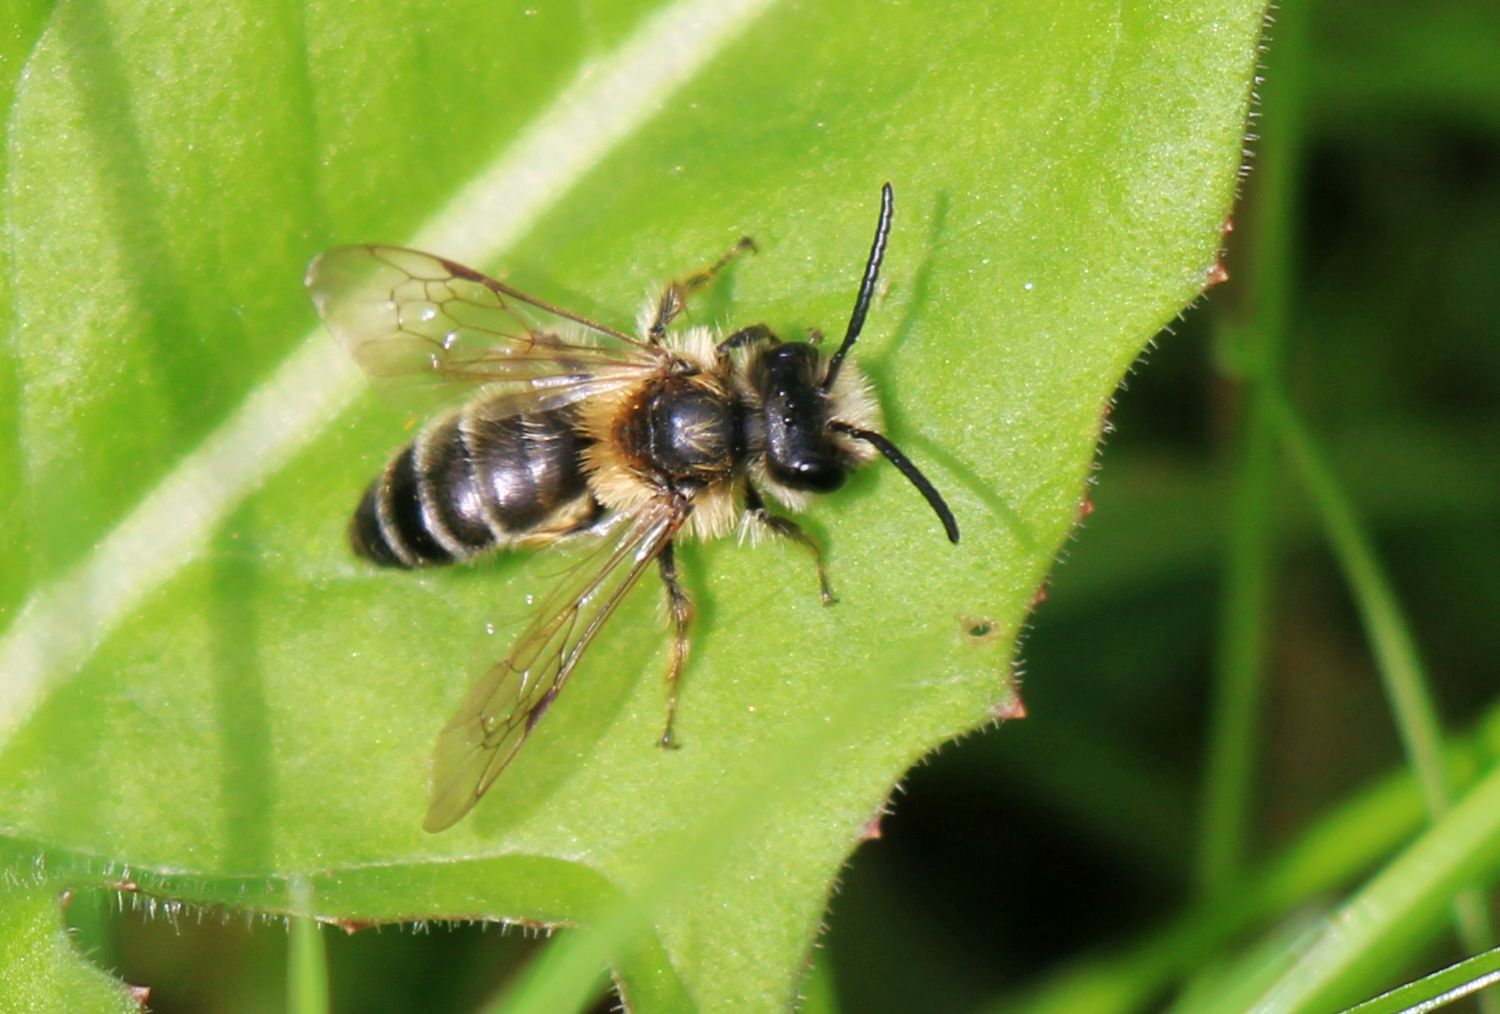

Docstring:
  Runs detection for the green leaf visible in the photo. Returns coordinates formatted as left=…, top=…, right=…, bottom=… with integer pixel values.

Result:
left=0, top=0, right=1265, bottom=1007
left=0, top=882, right=141, bottom=1013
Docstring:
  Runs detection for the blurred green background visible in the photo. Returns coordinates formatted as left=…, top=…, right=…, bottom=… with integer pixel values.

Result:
left=53, top=0, right=1500, bottom=1010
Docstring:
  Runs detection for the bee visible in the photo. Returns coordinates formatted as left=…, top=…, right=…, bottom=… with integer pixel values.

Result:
left=306, top=184, right=959, bottom=832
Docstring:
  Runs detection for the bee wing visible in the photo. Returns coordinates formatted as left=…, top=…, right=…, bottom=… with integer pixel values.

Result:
left=306, top=245, right=661, bottom=410
left=423, top=498, right=691, bottom=832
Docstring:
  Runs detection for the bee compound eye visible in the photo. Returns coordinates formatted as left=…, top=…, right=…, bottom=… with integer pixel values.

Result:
left=769, top=452, right=846, bottom=493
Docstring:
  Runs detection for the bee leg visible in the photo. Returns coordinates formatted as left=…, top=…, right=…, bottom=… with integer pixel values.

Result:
left=743, top=485, right=836, bottom=606
left=717, top=323, right=779, bottom=357
left=649, top=236, right=757, bottom=342
left=657, top=541, right=694, bottom=749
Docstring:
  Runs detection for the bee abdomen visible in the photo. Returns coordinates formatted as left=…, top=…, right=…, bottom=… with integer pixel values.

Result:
left=350, top=406, right=595, bottom=569
left=349, top=438, right=463, bottom=568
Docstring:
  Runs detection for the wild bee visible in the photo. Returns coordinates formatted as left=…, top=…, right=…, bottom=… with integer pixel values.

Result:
left=306, top=184, right=958, bottom=831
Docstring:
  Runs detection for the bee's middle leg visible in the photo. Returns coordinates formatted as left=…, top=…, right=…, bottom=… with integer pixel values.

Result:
left=743, top=485, right=836, bottom=605
left=648, top=236, right=757, bottom=342
left=657, top=540, right=694, bottom=748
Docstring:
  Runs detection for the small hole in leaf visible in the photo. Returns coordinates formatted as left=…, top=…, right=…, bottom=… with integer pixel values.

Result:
left=963, top=617, right=998, bottom=641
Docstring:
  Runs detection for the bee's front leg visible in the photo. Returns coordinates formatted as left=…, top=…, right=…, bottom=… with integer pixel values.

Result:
left=717, top=323, right=779, bottom=357
left=648, top=236, right=757, bottom=342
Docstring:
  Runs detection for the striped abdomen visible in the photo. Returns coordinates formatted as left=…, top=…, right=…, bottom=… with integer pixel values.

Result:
left=351, top=401, right=601, bottom=568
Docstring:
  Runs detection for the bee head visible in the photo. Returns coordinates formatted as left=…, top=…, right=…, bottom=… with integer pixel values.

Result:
left=754, top=341, right=848, bottom=493
left=755, top=183, right=959, bottom=543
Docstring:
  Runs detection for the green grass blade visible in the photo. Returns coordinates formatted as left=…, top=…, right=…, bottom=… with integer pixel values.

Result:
left=1346, top=945, right=1500, bottom=1014
left=1249, top=760, right=1500, bottom=1012
left=289, top=878, right=330, bottom=1014
left=1198, top=0, right=1308, bottom=896
left=1004, top=699, right=1500, bottom=1013
left=1269, top=389, right=1496, bottom=959
left=1199, top=385, right=1280, bottom=893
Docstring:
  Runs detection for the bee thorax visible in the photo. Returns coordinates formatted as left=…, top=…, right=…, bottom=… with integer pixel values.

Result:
left=630, top=378, right=737, bottom=485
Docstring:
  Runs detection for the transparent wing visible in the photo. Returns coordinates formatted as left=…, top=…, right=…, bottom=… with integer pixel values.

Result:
left=306, top=245, right=662, bottom=408
left=424, top=499, right=690, bottom=832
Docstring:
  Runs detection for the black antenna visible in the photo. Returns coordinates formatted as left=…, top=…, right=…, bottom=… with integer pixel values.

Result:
left=830, top=422, right=960, bottom=544
left=823, top=182, right=894, bottom=391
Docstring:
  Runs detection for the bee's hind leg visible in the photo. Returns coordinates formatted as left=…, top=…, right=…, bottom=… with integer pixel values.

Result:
left=648, top=236, right=757, bottom=343
left=657, top=541, right=694, bottom=748
left=743, top=485, right=836, bottom=606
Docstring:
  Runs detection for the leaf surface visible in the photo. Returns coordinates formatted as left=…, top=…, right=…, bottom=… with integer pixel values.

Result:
left=0, top=0, right=1265, bottom=1006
